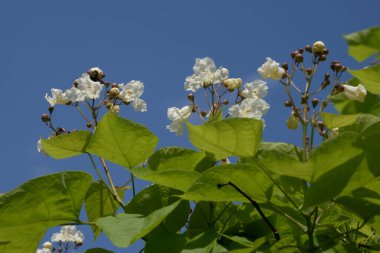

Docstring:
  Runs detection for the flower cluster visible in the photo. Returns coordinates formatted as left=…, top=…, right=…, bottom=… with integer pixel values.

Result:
left=36, top=226, right=84, bottom=253
left=167, top=57, right=270, bottom=135
left=184, top=57, right=229, bottom=92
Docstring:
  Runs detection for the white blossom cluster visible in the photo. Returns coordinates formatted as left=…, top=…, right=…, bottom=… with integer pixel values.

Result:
left=184, top=57, right=229, bottom=92
left=36, top=226, right=84, bottom=253
left=229, top=80, right=270, bottom=119
left=167, top=57, right=271, bottom=135
left=44, top=67, right=147, bottom=112
left=45, top=67, right=104, bottom=107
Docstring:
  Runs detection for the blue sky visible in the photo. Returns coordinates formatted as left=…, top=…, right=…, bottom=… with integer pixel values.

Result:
left=0, top=1, right=379, bottom=252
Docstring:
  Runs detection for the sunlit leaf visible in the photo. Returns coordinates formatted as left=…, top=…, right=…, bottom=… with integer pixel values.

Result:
left=96, top=200, right=181, bottom=248
left=86, top=112, right=159, bottom=169
left=84, top=181, right=125, bottom=239
left=344, top=26, right=380, bottom=62
left=348, top=64, right=380, bottom=94
left=321, top=113, right=360, bottom=129
left=0, top=171, right=92, bottom=253
left=186, top=118, right=263, bottom=160
left=41, top=130, right=91, bottom=159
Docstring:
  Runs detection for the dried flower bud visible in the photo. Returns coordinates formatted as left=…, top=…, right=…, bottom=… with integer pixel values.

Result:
left=222, top=99, right=229, bottom=105
left=200, top=111, right=207, bottom=117
left=284, top=100, right=293, bottom=107
left=187, top=93, right=194, bottom=101
left=306, top=68, right=313, bottom=75
left=282, top=62, right=289, bottom=70
left=73, top=80, right=79, bottom=88
left=48, top=106, right=54, bottom=113
left=324, top=73, right=331, bottom=80
left=305, top=45, right=312, bottom=53
left=86, top=122, right=92, bottom=128
left=109, top=87, right=120, bottom=97
left=319, top=54, right=327, bottom=62
left=105, top=82, right=111, bottom=88
left=298, top=48, right=304, bottom=54
left=291, top=51, right=298, bottom=59
left=41, top=113, right=50, bottom=122
left=317, top=121, right=325, bottom=131
left=312, top=41, right=325, bottom=54
left=312, top=98, right=319, bottom=108
left=295, top=53, right=304, bottom=63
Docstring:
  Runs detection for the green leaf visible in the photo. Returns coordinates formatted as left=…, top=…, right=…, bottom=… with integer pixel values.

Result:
left=181, top=164, right=273, bottom=203
left=331, top=78, right=380, bottom=115
left=125, top=184, right=189, bottom=235
left=83, top=248, right=114, bottom=253
left=144, top=230, right=219, bottom=253
left=96, top=200, right=182, bottom=248
left=41, top=130, right=92, bottom=159
left=344, top=26, right=380, bottom=62
left=131, top=147, right=214, bottom=191
left=0, top=171, right=92, bottom=253
left=321, top=113, right=360, bottom=129
left=186, top=118, right=263, bottom=160
left=246, top=142, right=310, bottom=180
left=348, top=64, right=380, bottom=94
left=86, top=112, right=159, bottom=169
left=84, top=181, right=125, bottom=239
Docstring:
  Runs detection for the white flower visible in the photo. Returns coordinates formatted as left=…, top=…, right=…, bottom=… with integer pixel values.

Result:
left=42, top=242, right=53, bottom=250
left=184, top=57, right=229, bottom=92
left=342, top=84, right=367, bottom=103
left=89, top=67, right=104, bottom=75
left=228, top=97, right=270, bottom=119
left=77, top=73, right=103, bottom=99
left=166, top=105, right=192, bottom=135
left=118, top=80, right=148, bottom=112
left=223, top=78, right=242, bottom=90
left=240, top=80, right=268, bottom=99
left=331, top=128, right=339, bottom=137
left=132, top=98, right=147, bottom=112
left=257, top=57, right=285, bottom=80
left=110, top=105, right=120, bottom=114
left=36, top=248, right=51, bottom=253
left=45, top=89, right=70, bottom=107
left=64, top=87, right=86, bottom=102
left=313, top=41, right=325, bottom=53
left=51, top=225, right=84, bottom=243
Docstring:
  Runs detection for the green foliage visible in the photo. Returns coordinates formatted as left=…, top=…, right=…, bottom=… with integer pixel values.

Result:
left=82, top=248, right=114, bottom=253
left=321, top=113, right=360, bottom=129
left=131, top=147, right=214, bottom=191
left=96, top=200, right=182, bottom=248
left=0, top=171, right=92, bottom=253
left=344, top=26, right=380, bottom=62
left=84, top=181, right=125, bottom=238
left=87, top=112, right=159, bottom=169
left=186, top=118, right=263, bottom=160
left=349, top=64, right=380, bottom=94
left=41, top=130, right=92, bottom=159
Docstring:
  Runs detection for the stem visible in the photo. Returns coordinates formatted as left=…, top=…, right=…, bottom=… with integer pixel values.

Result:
left=131, top=172, right=136, bottom=197
left=212, top=202, right=232, bottom=226
left=87, top=153, right=105, bottom=182
left=76, top=105, right=92, bottom=126
left=217, top=182, right=280, bottom=241
left=100, top=157, right=125, bottom=207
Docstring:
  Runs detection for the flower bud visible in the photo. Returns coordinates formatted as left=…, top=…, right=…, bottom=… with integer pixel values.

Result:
left=295, top=53, right=304, bottom=63
left=305, top=45, right=312, bottom=53
left=109, top=87, right=120, bottom=97
left=284, top=100, right=292, bottom=107
left=43, top=242, right=53, bottom=250
left=324, top=73, right=330, bottom=80
left=312, top=41, right=325, bottom=54
left=312, top=98, right=319, bottom=108
left=287, top=112, right=299, bottom=130
left=223, top=78, right=242, bottom=90
left=282, top=62, right=289, bottom=71
left=305, top=68, right=312, bottom=75
left=200, top=111, right=207, bottom=117
left=111, top=83, right=118, bottom=88
left=222, top=99, right=229, bottom=105
left=106, top=101, right=113, bottom=109
left=48, top=106, right=54, bottom=113
left=41, top=113, right=50, bottom=122
left=187, top=93, right=194, bottom=102
left=73, top=80, right=79, bottom=88
left=291, top=51, right=298, bottom=59
left=319, top=54, right=327, bottom=62
left=331, top=128, right=339, bottom=137
left=88, top=67, right=105, bottom=81
left=86, top=122, right=92, bottom=128
left=192, top=105, right=197, bottom=113
left=105, top=81, right=111, bottom=88
left=321, top=100, right=328, bottom=109
left=298, top=48, right=304, bottom=54
left=317, top=121, right=325, bottom=131
left=322, top=49, right=329, bottom=55
left=110, top=105, right=120, bottom=114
